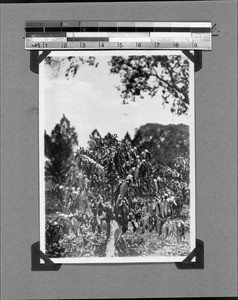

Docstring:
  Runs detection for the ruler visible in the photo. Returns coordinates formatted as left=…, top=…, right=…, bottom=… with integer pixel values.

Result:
left=25, top=21, right=212, bottom=50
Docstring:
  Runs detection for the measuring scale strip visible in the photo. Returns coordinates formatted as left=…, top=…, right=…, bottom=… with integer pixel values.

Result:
left=25, top=40, right=210, bottom=50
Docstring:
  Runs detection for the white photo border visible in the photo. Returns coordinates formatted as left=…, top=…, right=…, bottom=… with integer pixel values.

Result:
left=39, top=50, right=195, bottom=264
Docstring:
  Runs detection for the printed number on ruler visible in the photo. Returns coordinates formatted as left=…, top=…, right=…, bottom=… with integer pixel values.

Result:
left=32, top=42, right=41, bottom=48
left=61, top=42, right=68, bottom=48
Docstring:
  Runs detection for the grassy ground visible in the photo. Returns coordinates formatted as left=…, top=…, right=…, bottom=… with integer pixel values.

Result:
left=141, top=231, right=190, bottom=257
left=45, top=188, right=191, bottom=258
left=124, top=205, right=191, bottom=257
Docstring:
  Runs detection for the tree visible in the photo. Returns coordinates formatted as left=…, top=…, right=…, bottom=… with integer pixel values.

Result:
left=45, top=114, right=78, bottom=184
left=109, top=55, right=189, bottom=115
left=45, top=55, right=189, bottom=115
left=122, top=131, right=132, bottom=146
left=46, top=131, right=190, bottom=257
left=103, top=132, right=119, bottom=148
left=132, top=123, right=189, bottom=169
left=87, top=129, right=104, bottom=160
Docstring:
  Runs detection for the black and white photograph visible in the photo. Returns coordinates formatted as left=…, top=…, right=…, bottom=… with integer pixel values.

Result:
left=39, top=50, right=195, bottom=263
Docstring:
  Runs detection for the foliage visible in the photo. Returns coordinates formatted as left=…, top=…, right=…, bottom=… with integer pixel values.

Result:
left=109, top=55, right=189, bottom=115
left=45, top=115, right=78, bottom=184
left=59, top=230, right=107, bottom=258
left=45, top=205, right=190, bottom=258
left=132, top=123, right=189, bottom=168
left=122, top=131, right=132, bottom=146
left=45, top=220, right=65, bottom=257
left=124, top=230, right=144, bottom=256
left=45, top=56, right=97, bottom=79
left=45, top=217, right=107, bottom=258
left=45, top=126, right=191, bottom=258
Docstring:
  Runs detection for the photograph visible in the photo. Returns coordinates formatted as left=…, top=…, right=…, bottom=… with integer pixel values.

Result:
left=39, top=50, right=195, bottom=263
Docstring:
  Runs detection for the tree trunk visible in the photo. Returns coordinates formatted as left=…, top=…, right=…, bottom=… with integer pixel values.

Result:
left=111, top=181, right=114, bottom=206
left=105, top=220, right=119, bottom=257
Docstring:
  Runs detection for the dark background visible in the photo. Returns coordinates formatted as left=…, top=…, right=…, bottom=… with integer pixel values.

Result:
left=1, top=1, right=237, bottom=299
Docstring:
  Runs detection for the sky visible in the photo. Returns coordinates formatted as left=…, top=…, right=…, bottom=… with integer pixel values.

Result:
left=41, top=51, right=192, bottom=148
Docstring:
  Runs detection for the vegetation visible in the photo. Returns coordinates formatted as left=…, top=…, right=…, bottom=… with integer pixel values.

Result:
left=44, top=115, right=78, bottom=184
left=45, top=120, right=191, bottom=258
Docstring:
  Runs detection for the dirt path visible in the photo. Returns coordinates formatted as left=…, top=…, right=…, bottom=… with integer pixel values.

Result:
left=105, top=220, right=119, bottom=257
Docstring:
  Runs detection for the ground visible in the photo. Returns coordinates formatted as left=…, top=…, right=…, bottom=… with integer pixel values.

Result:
left=45, top=190, right=191, bottom=258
